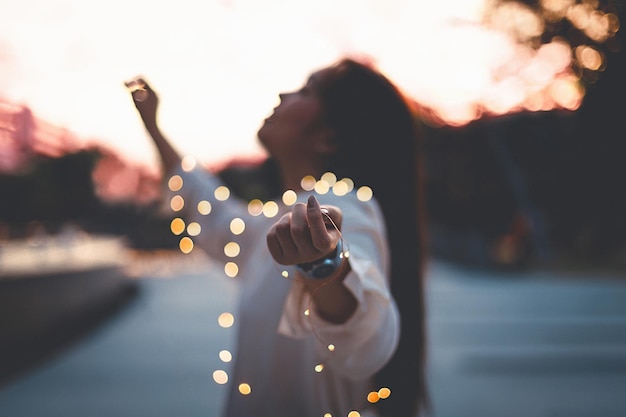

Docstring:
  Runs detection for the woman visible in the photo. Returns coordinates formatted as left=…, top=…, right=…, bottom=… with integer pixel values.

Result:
left=129, top=57, right=428, bottom=417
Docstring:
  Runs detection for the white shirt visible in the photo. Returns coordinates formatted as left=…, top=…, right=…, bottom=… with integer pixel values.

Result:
left=169, top=166, right=400, bottom=417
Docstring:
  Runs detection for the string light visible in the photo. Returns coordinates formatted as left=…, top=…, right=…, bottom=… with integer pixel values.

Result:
left=179, top=237, right=193, bottom=254
left=170, top=218, right=185, bottom=235
left=282, top=189, right=298, bottom=206
left=169, top=170, right=380, bottom=415
left=262, top=201, right=279, bottom=218
left=230, top=218, right=246, bottom=235
left=213, top=370, right=228, bottom=384
left=170, top=195, right=184, bottom=211
left=224, top=262, right=239, bottom=278
left=168, top=175, right=183, bottom=192
left=218, top=312, right=235, bottom=328
left=187, top=222, right=201, bottom=236
left=197, top=200, right=212, bottom=215
left=214, top=185, right=230, bottom=201
left=219, top=350, right=233, bottom=362
left=238, top=383, right=252, bottom=395
left=224, top=242, right=241, bottom=258
left=181, top=156, right=197, bottom=172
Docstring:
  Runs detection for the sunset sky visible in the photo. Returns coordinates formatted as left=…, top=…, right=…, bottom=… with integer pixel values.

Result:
left=0, top=0, right=614, bottom=168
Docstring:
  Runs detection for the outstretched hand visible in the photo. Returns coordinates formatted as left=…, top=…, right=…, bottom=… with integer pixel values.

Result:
left=267, top=195, right=343, bottom=266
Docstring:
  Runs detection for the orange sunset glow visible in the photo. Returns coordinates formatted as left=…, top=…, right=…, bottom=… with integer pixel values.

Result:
left=0, top=0, right=620, bottom=168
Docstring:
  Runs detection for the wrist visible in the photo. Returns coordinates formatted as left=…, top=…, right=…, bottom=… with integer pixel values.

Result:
left=296, top=240, right=345, bottom=280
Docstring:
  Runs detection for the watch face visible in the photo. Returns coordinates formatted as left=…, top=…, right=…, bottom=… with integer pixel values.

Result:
left=312, top=260, right=338, bottom=279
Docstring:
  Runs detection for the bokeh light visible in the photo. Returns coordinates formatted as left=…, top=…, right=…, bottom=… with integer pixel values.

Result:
left=186, top=222, right=201, bottom=236
left=320, top=172, right=337, bottom=187
left=332, top=180, right=350, bottom=197
left=197, top=200, right=212, bottom=215
left=367, top=391, right=380, bottom=403
left=314, top=180, right=330, bottom=195
left=248, top=199, right=264, bottom=216
left=229, top=218, right=246, bottom=235
left=262, top=201, right=279, bottom=218
left=224, top=242, right=241, bottom=258
left=168, top=175, right=183, bottom=192
left=282, top=189, right=298, bottom=206
left=218, top=312, right=235, bottom=328
left=181, top=156, right=197, bottom=172
left=214, top=186, right=230, bottom=201
left=378, top=387, right=391, bottom=399
left=219, top=350, right=232, bottom=363
left=224, top=262, right=239, bottom=278
left=300, top=175, right=316, bottom=191
left=179, top=237, right=193, bottom=254
left=170, top=218, right=185, bottom=235
left=170, top=195, right=184, bottom=212
left=212, top=370, right=228, bottom=384
left=238, top=383, right=251, bottom=395
left=356, top=186, right=373, bottom=202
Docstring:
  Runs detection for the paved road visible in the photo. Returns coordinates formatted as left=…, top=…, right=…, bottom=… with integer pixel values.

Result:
left=0, top=259, right=625, bottom=417
left=425, top=262, right=626, bottom=417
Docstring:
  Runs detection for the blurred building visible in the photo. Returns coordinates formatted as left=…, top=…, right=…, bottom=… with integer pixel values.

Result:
left=0, top=99, right=81, bottom=173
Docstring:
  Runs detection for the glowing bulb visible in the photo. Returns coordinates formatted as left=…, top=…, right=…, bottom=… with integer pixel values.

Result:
left=224, top=242, right=241, bottom=258
left=224, top=262, right=239, bottom=278
left=324, top=414, right=332, bottom=417
left=327, top=344, right=335, bottom=352
left=367, top=391, right=380, bottom=403
left=213, top=370, right=228, bottom=384
left=181, top=156, right=197, bottom=172
left=314, top=180, right=330, bottom=195
left=238, top=383, right=251, bottom=395
left=281, top=270, right=289, bottom=278
left=170, top=195, right=184, bottom=211
left=218, top=312, right=235, bottom=328
left=179, top=237, right=193, bottom=254
left=187, top=222, right=201, bottom=236
left=341, top=178, right=354, bottom=192
left=301, top=175, right=316, bottom=191
left=356, top=186, right=373, bottom=202
left=314, top=364, right=324, bottom=373
left=168, top=175, right=183, bottom=192
left=197, top=200, right=212, bottom=215
left=332, top=181, right=349, bottom=196
left=230, top=218, right=246, bottom=235
left=215, top=186, right=230, bottom=201
left=304, top=309, right=310, bottom=316
left=170, top=218, right=185, bottom=235
left=248, top=199, right=263, bottom=216
left=348, top=411, right=361, bottom=417
left=219, top=350, right=232, bottom=362
left=321, top=172, right=337, bottom=187
left=262, top=201, right=279, bottom=218
left=378, top=387, right=391, bottom=399
left=282, top=189, right=298, bottom=206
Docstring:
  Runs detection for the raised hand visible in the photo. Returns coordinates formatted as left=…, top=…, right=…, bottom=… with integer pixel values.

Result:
left=125, top=77, right=159, bottom=132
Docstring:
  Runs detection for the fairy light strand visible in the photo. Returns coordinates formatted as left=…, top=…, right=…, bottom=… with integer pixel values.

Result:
left=169, top=166, right=384, bottom=414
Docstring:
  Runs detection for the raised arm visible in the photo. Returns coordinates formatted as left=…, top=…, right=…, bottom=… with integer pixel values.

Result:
left=126, top=78, right=182, bottom=175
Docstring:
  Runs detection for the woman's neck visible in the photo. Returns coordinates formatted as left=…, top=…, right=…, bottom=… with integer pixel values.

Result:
left=278, top=158, right=324, bottom=192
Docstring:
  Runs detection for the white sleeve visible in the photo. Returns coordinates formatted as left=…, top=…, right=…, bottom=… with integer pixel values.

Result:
left=164, top=166, right=267, bottom=265
left=277, top=195, right=400, bottom=381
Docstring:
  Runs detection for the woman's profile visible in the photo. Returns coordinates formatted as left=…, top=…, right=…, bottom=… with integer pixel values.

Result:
left=128, top=57, right=429, bottom=417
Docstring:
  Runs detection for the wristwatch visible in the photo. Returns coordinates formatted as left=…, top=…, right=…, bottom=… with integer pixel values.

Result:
left=296, top=239, right=345, bottom=280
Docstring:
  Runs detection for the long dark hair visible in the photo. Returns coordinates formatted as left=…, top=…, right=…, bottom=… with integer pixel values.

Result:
left=317, top=58, right=429, bottom=417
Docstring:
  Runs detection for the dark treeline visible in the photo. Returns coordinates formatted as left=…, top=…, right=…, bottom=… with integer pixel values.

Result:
left=0, top=150, right=178, bottom=250
left=1, top=32, right=624, bottom=270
